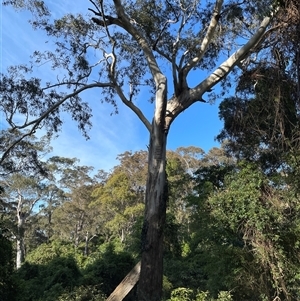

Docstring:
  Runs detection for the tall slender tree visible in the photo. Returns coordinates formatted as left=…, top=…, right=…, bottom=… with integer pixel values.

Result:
left=1, top=0, right=286, bottom=299
left=0, top=134, right=51, bottom=268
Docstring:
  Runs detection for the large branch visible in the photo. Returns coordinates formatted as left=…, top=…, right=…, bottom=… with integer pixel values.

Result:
left=106, top=261, right=141, bottom=301
left=165, top=10, right=278, bottom=129
left=1, top=83, right=113, bottom=165
left=112, top=0, right=163, bottom=86
left=112, top=0, right=168, bottom=129
left=192, top=12, right=276, bottom=97
left=180, top=0, right=223, bottom=78
left=91, top=0, right=164, bottom=129
left=114, top=84, right=152, bottom=132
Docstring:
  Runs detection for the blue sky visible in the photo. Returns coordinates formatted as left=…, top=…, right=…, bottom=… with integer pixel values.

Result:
left=1, top=2, right=223, bottom=172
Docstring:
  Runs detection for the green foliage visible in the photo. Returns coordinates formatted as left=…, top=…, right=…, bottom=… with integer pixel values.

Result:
left=91, top=168, right=145, bottom=242
left=25, top=240, right=86, bottom=266
left=164, top=213, right=182, bottom=257
left=162, top=275, right=173, bottom=300
left=16, top=256, right=81, bottom=301
left=83, top=241, right=135, bottom=296
left=214, top=291, right=233, bottom=301
left=57, top=285, right=106, bottom=301
left=187, top=160, right=300, bottom=300
left=5, top=145, right=300, bottom=300
left=14, top=239, right=136, bottom=301
left=167, top=287, right=232, bottom=301
left=218, top=65, right=299, bottom=171
left=0, top=232, right=18, bottom=301
left=164, top=254, right=205, bottom=293
left=168, top=287, right=194, bottom=301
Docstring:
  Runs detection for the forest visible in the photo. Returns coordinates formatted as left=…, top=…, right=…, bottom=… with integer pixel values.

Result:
left=1, top=0, right=300, bottom=300
left=2, top=141, right=300, bottom=301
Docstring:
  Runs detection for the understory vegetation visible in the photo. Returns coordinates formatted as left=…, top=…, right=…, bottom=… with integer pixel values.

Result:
left=2, top=140, right=300, bottom=300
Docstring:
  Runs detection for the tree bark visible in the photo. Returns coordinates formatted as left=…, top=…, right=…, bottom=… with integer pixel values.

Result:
left=84, top=231, right=89, bottom=256
left=16, top=213, right=25, bottom=269
left=137, top=108, right=168, bottom=300
left=16, top=192, right=26, bottom=269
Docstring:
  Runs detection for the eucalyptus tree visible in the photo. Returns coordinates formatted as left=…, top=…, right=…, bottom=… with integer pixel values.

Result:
left=52, top=183, right=98, bottom=254
left=1, top=0, right=287, bottom=299
left=5, top=175, right=45, bottom=269
left=0, top=134, right=52, bottom=268
left=165, top=147, right=205, bottom=242
left=51, top=162, right=99, bottom=254
left=91, top=169, right=144, bottom=243
left=33, top=157, right=77, bottom=242
left=90, top=151, right=147, bottom=245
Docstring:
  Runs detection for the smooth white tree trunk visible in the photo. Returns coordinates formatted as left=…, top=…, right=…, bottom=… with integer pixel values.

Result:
left=16, top=212, right=25, bottom=269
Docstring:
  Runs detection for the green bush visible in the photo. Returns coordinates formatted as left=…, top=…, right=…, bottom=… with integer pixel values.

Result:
left=167, top=288, right=232, bottom=301
left=83, top=242, right=135, bottom=295
left=0, top=233, right=18, bottom=301
left=168, top=287, right=194, bottom=301
left=57, top=285, right=106, bottom=301
left=16, top=256, right=82, bottom=301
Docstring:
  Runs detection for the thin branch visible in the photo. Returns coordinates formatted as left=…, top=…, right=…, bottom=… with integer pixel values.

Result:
left=21, top=83, right=113, bottom=130
left=153, top=47, right=173, bottom=64
left=172, top=14, right=186, bottom=94
left=93, top=2, right=151, bottom=131
left=181, top=0, right=224, bottom=77
left=173, top=2, right=199, bottom=94
left=112, top=0, right=168, bottom=129
left=1, top=82, right=113, bottom=165
left=88, top=7, right=101, bottom=17
left=152, top=6, right=179, bottom=51
left=113, top=84, right=151, bottom=132
left=29, top=196, right=41, bottom=216
left=89, top=0, right=101, bottom=15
